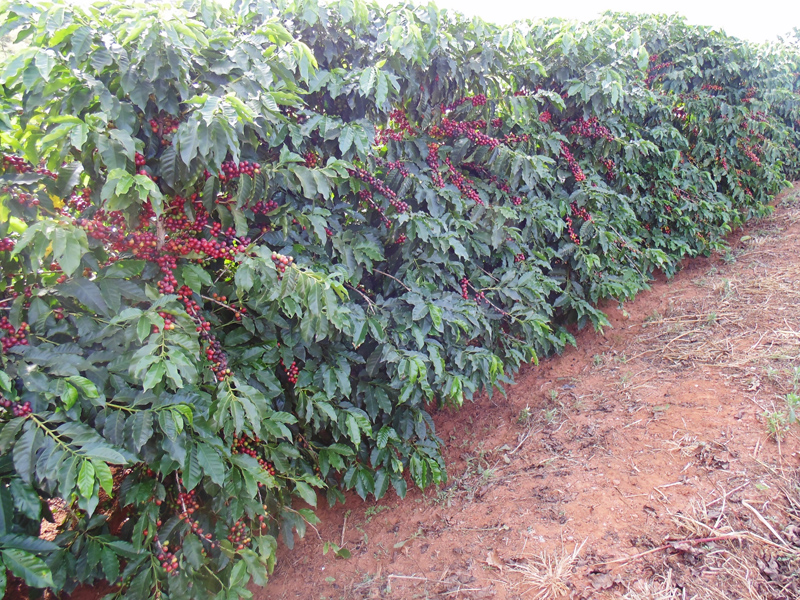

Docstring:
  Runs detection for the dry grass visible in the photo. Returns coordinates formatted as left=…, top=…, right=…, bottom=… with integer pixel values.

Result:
left=628, top=193, right=800, bottom=377
left=506, top=539, right=587, bottom=600
left=621, top=570, right=680, bottom=600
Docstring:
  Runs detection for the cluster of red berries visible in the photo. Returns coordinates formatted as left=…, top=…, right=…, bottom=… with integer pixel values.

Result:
left=374, top=156, right=410, bottom=177
left=231, top=433, right=261, bottom=458
left=231, top=433, right=277, bottom=475
left=739, top=142, right=763, bottom=167
left=357, top=189, right=392, bottom=228
left=0, top=318, right=29, bottom=353
left=149, top=114, right=180, bottom=135
left=460, top=277, right=469, bottom=299
left=303, top=151, right=319, bottom=168
left=440, top=97, right=469, bottom=112
left=570, top=116, right=614, bottom=142
left=153, top=312, right=177, bottom=333
left=76, top=210, right=127, bottom=248
left=565, top=216, right=580, bottom=245
left=350, top=168, right=409, bottom=213
left=5, top=188, right=38, bottom=207
left=474, top=291, right=486, bottom=304
left=53, top=307, right=66, bottom=320
left=429, top=118, right=500, bottom=148
left=701, top=83, right=724, bottom=93
left=0, top=396, right=32, bottom=417
left=176, top=286, right=231, bottom=381
left=460, top=162, right=521, bottom=206
left=514, top=253, right=525, bottom=263
left=0, top=237, right=14, bottom=252
left=672, top=105, right=687, bottom=121
left=66, top=187, right=92, bottom=213
left=426, top=143, right=445, bottom=188
left=280, top=358, right=300, bottom=384
left=560, top=143, right=586, bottom=183
left=471, top=94, right=487, bottom=106
left=211, top=292, right=246, bottom=321
left=395, top=233, right=407, bottom=244
left=741, top=85, right=758, bottom=103
left=539, top=111, right=552, bottom=123
left=570, top=202, right=593, bottom=223
left=598, top=157, right=615, bottom=181
left=253, top=199, right=279, bottom=215
left=227, top=519, right=252, bottom=551
left=271, top=252, right=294, bottom=278
left=162, top=194, right=209, bottom=235
left=445, top=157, right=483, bottom=206
left=645, top=56, right=674, bottom=86
left=135, top=152, right=146, bottom=168
left=501, top=132, right=530, bottom=145
left=2, top=154, right=30, bottom=173
left=216, top=160, right=261, bottom=182
left=157, top=543, right=180, bottom=575
left=491, top=118, right=503, bottom=128
left=465, top=127, right=501, bottom=149
left=375, top=109, right=417, bottom=144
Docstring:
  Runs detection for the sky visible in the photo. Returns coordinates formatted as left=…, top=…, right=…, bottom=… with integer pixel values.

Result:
left=410, top=0, right=800, bottom=44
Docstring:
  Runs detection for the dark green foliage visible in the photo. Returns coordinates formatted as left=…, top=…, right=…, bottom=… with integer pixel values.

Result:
left=0, top=0, right=798, bottom=598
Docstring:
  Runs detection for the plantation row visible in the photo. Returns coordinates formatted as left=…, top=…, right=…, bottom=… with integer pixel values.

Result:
left=0, top=0, right=799, bottom=597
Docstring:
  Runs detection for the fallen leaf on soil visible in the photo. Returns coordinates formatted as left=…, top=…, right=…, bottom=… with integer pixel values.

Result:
left=486, top=550, right=504, bottom=572
left=588, top=572, right=619, bottom=590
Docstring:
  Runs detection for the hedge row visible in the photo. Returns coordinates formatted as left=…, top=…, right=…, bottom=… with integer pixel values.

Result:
left=0, top=1, right=798, bottom=598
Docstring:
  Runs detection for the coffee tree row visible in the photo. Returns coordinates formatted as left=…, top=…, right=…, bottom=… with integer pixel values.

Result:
left=0, top=0, right=798, bottom=598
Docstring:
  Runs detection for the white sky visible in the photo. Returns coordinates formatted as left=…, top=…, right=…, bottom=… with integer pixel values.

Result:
left=404, top=0, right=800, bottom=43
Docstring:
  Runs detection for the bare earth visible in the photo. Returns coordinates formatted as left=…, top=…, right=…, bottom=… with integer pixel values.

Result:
left=263, top=186, right=800, bottom=600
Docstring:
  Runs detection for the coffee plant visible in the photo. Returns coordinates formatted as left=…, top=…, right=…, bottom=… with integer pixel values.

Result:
left=0, top=0, right=798, bottom=598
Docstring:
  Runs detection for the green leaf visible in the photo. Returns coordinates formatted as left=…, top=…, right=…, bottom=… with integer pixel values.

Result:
left=182, top=533, right=203, bottom=569
left=92, top=460, right=114, bottom=496
left=59, top=279, right=110, bottom=316
left=67, top=376, right=99, bottom=399
left=0, top=535, right=58, bottom=553
left=100, top=546, right=119, bottom=582
left=129, top=410, right=154, bottom=451
left=181, top=263, right=212, bottom=292
left=2, top=548, right=54, bottom=589
left=293, top=481, right=317, bottom=507
left=136, top=316, right=151, bottom=343
left=0, top=372, right=10, bottom=392
left=12, top=424, right=37, bottom=484
left=183, top=446, right=202, bottom=491
left=142, top=361, right=165, bottom=391
left=0, top=418, right=25, bottom=453
left=177, top=120, right=200, bottom=166
left=77, top=460, right=95, bottom=499
left=339, top=126, right=355, bottom=154
left=359, top=67, right=376, bottom=96
left=196, top=443, right=225, bottom=486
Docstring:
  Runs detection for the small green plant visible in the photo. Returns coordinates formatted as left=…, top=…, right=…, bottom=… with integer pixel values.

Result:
left=518, top=404, right=532, bottom=424
left=322, top=541, right=351, bottom=559
left=543, top=407, right=559, bottom=424
left=592, top=354, right=604, bottom=366
left=786, top=393, right=799, bottom=425
left=548, top=389, right=560, bottom=402
left=764, top=410, right=789, bottom=440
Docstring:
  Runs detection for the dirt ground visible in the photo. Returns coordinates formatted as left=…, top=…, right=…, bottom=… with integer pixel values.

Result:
left=263, top=186, right=800, bottom=600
